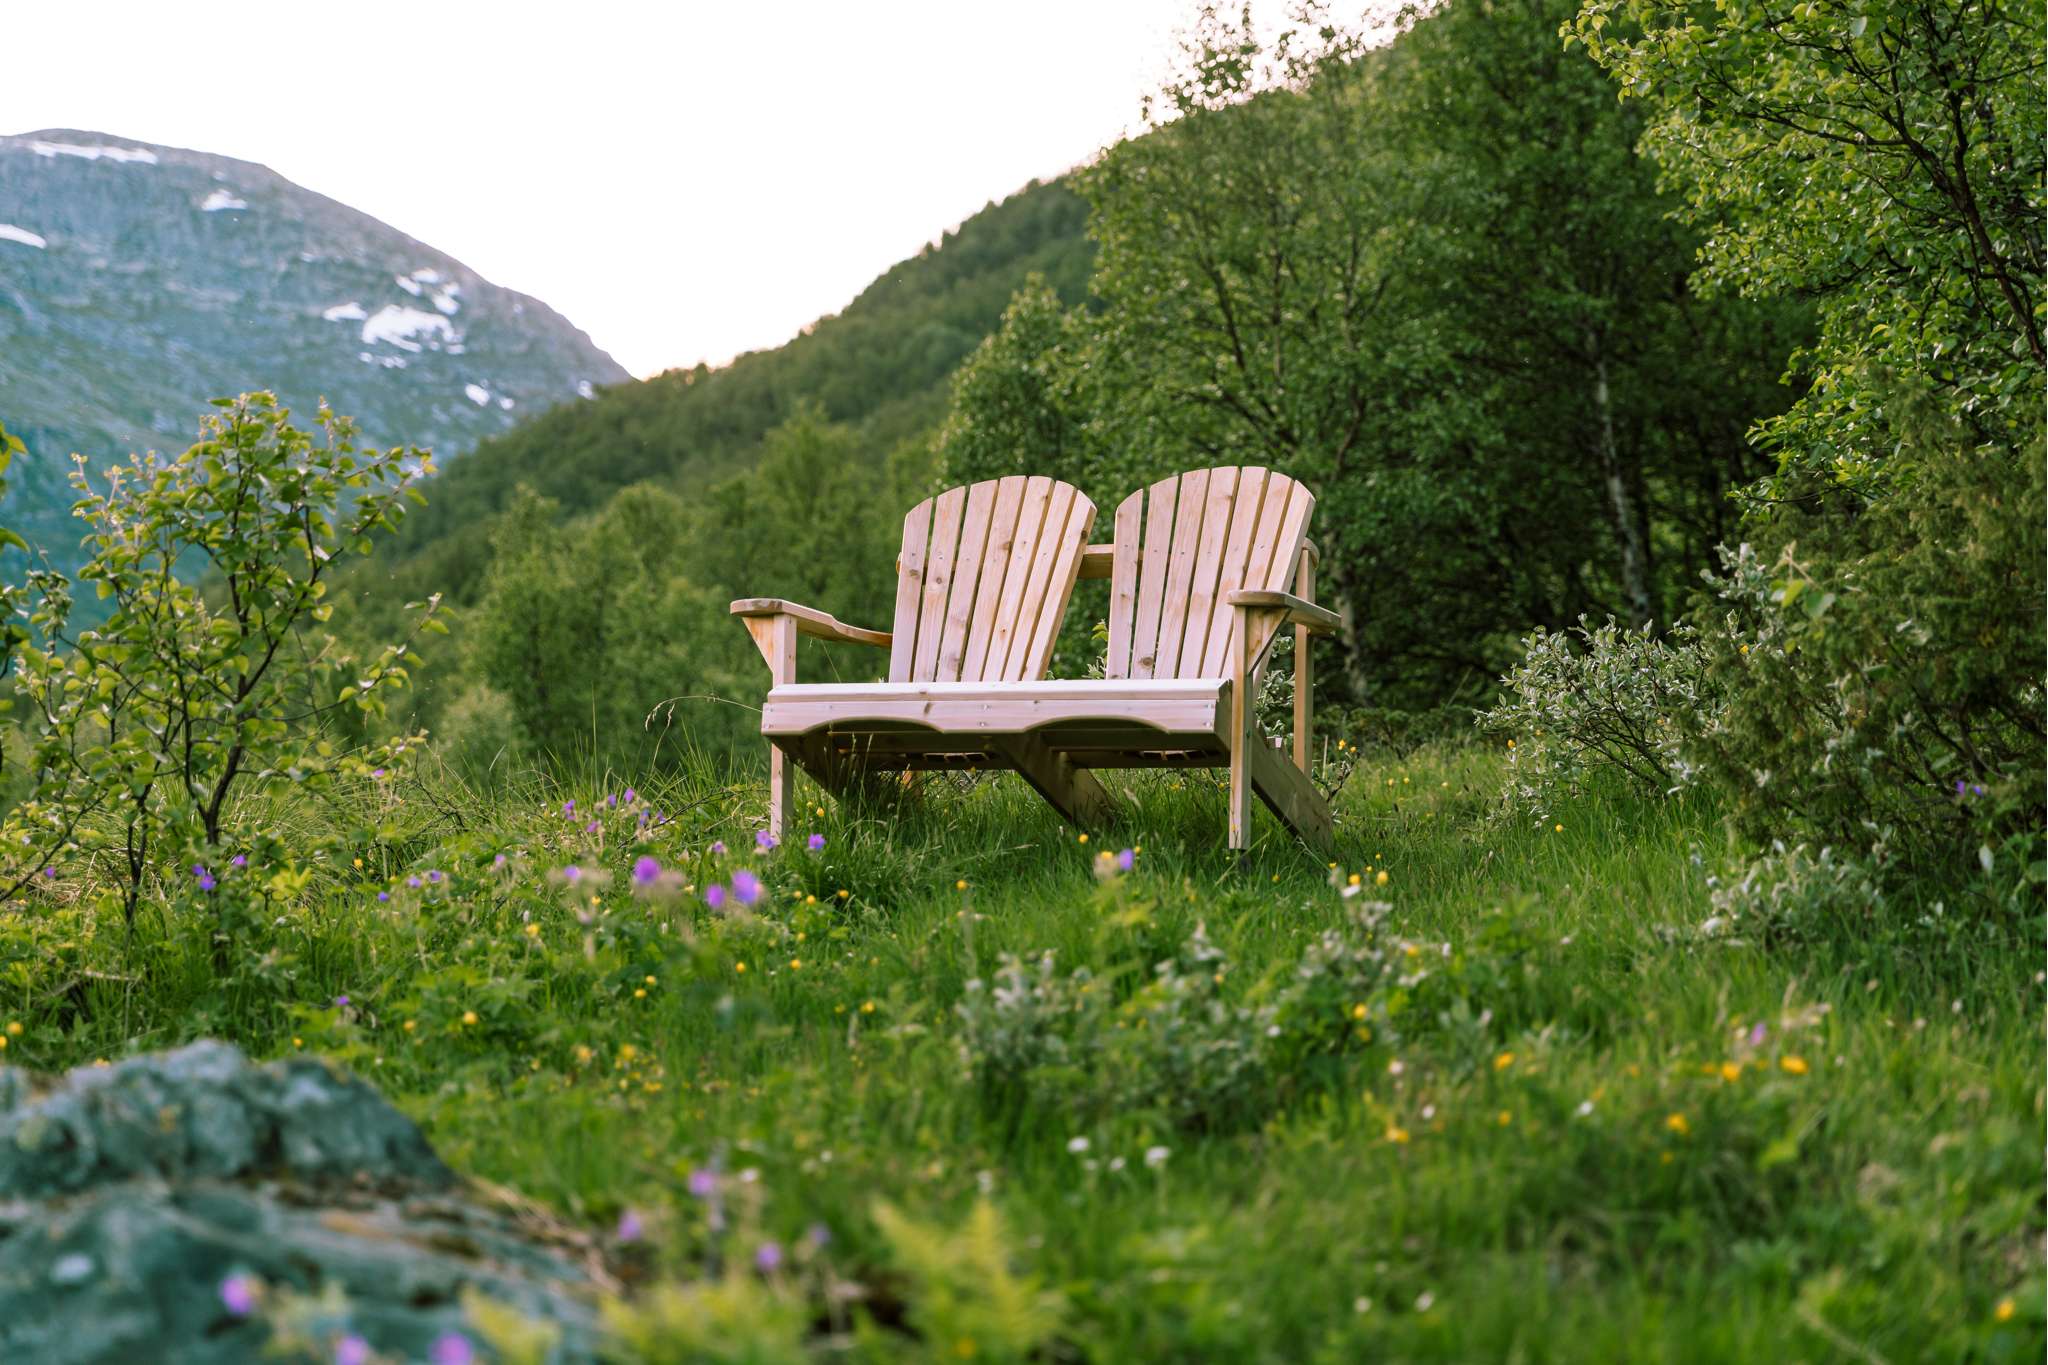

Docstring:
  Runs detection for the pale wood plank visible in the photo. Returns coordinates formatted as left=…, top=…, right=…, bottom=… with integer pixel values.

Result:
left=961, top=475, right=1027, bottom=681
left=1198, top=467, right=1271, bottom=678
left=889, top=496, right=932, bottom=682
left=1179, top=466, right=1240, bottom=677
left=1127, top=475, right=1179, bottom=679
left=1016, top=491, right=1097, bottom=682
left=731, top=599, right=891, bottom=649
left=999, top=481, right=1075, bottom=681
left=1244, top=733, right=1335, bottom=854
left=1077, top=543, right=1116, bottom=580
left=1105, top=491, right=1142, bottom=679
left=1293, top=547, right=1315, bottom=775
left=1228, top=630, right=1254, bottom=851
left=913, top=486, right=966, bottom=681
left=746, top=614, right=798, bottom=839
left=992, top=733, right=1119, bottom=828
left=1244, top=483, right=1318, bottom=665
left=1151, top=468, right=1212, bottom=678
left=981, top=474, right=1054, bottom=681
left=936, top=481, right=997, bottom=682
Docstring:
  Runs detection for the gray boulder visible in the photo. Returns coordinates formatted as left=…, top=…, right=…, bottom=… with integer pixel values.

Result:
left=0, top=1042, right=607, bottom=1363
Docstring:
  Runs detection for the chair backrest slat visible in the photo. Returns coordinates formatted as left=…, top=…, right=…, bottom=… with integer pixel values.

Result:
left=890, top=476, right=1097, bottom=683
left=1106, top=466, right=1316, bottom=681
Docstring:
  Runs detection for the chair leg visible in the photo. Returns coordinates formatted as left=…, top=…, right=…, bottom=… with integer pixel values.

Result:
left=1229, top=631, right=1255, bottom=852
left=768, top=740, right=794, bottom=842
left=1244, top=739, right=1335, bottom=856
left=995, top=735, right=1119, bottom=829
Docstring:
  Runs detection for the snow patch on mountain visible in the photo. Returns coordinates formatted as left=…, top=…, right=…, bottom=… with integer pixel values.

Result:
left=322, top=302, right=368, bottom=322
left=361, top=305, right=458, bottom=353
left=577, top=380, right=596, bottom=399
left=431, top=283, right=461, bottom=315
left=464, top=384, right=490, bottom=406
left=201, top=188, right=248, bottom=212
left=30, top=140, right=158, bottom=165
left=0, top=224, right=48, bottom=249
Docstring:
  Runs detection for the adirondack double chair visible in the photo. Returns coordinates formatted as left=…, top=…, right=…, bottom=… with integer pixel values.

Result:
left=731, top=466, right=1339, bottom=853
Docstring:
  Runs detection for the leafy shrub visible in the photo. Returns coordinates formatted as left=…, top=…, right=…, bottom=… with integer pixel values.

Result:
left=3, top=395, right=433, bottom=953
left=1684, top=394, right=2046, bottom=903
left=1704, top=841, right=1888, bottom=947
left=1479, top=616, right=1711, bottom=820
left=868, top=1199, right=1066, bottom=1363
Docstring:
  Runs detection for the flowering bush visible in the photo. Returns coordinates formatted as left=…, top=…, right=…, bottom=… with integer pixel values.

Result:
left=1478, top=616, right=1711, bottom=821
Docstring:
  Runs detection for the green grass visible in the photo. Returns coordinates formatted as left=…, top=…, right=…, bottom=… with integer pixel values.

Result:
left=4, top=745, right=2041, bottom=1362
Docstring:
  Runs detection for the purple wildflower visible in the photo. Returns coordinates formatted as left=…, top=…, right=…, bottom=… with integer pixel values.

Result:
left=41, top=866, right=55, bottom=879
left=335, top=995, right=350, bottom=1008
left=687, top=1168, right=717, bottom=1199
left=406, top=876, right=421, bottom=889
left=1117, top=848, right=1135, bottom=872
left=710, top=841, right=727, bottom=856
left=376, top=891, right=389, bottom=903
left=755, top=830, right=778, bottom=851
left=754, top=1241, right=784, bottom=1273
left=1747, top=1021, right=1767, bottom=1047
left=607, top=793, right=618, bottom=808
left=195, top=866, right=217, bottom=893
left=731, top=869, right=762, bottom=906
left=704, top=884, right=727, bottom=910
left=623, top=787, right=637, bottom=804
left=632, top=856, right=661, bottom=887
left=372, top=768, right=386, bottom=779
left=218, top=1273, right=258, bottom=1317
left=426, top=870, right=443, bottom=884
left=335, top=1336, right=371, bottom=1365
left=230, top=854, right=247, bottom=869
left=807, top=833, right=826, bottom=852
left=807, top=1221, right=831, bottom=1249
left=563, top=800, right=575, bottom=817
left=563, top=865, right=582, bottom=884
left=430, top=1332, right=475, bottom=1365
left=493, top=854, right=507, bottom=868
left=616, top=1208, right=645, bottom=1243
left=586, top=820, right=600, bottom=834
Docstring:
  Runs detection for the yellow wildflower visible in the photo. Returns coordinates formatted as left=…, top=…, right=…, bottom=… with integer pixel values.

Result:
left=735, top=962, right=747, bottom=974
left=1665, top=1113, right=1689, bottom=1136
left=1384, top=1125, right=1410, bottom=1144
left=461, top=1011, right=478, bottom=1026
left=1494, top=1051, right=1515, bottom=1071
left=1376, top=870, right=1389, bottom=886
left=1780, top=1055, right=1809, bottom=1075
left=1995, top=1298, right=2015, bottom=1323
left=524, top=923, right=541, bottom=938
left=1720, top=1061, right=1742, bottom=1083
left=1497, top=1110, right=1513, bottom=1126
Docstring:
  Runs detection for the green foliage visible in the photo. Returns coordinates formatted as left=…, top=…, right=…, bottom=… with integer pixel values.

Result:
left=2, top=394, right=433, bottom=947
left=869, top=1199, right=1065, bottom=1363
left=1567, top=0, right=2045, bottom=492
left=1685, top=390, right=2046, bottom=899
left=944, top=1, right=1803, bottom=706
left=1479, top=617, right=1711, bottom=821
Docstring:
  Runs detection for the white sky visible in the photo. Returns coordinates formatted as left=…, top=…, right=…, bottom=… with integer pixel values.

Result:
left=0, top=0, right=1205, bottom=378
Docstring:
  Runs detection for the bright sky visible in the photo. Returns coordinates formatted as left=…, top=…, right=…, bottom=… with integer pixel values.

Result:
left=1, top=0, right=1204, bottom=378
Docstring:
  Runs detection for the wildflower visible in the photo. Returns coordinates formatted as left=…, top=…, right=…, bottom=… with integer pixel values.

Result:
left=230, top=854, right=247, bottom=869
left=1497, top=1110, right=1512, bottom=1126
left=860, top=1000, right=876, bottom=1014
left=524, top=923, right=540, bottom=938
left=1414, top=1291, right=1435, bottom=1313
left=807, top=1221, right=831, bottom=1249
left=563, top=800, right=575, bottom=817
left=956, top=879, right=968, bottom=891
left=406, top=876, right=421, bottom=889
left=1384, top=1125, right=1410, bottom=1144
left=704, top=883, right=727, bottom=910
left=430, top=1333, right=475, bottom=1365
left=687, top=1168, right=717, bottom=1198
left=754, top=1241, right=784, bottom=1273
left=493, top=854, right=507, bottom=868
left=219, top=1273, right=259, bottom=1317
left=632, top=855, right=661, bottom=887
left=1720, top=1062, right=1742, bottom=1083
left=756, top=830, right=778, bottom=851
left=1575, top=1100, right=1595, bottom=1117
left=402, top=1020, right=416, bottom=1032
left=1779, top=1055, right=1809, bottom=1075
left=1351, top=1003, right=1368, bottom=1020
left=194, top=865, right=217, bottom=892
left=563, top=865, right=582, bottom=884
left=335, top=1336, right=371, bottom=1365
left=585, top=821, right=599, bottom=834
left=731, top=869, right=762, bottom=906
left=1494, top=1051, right=1515, bottom=1071
left=1995, top=1298, right=2015, bottom=1322
left=1375, top=870, right=1389, bottom=886
left=376, top=891, right=389, bottom=902
left=1077, top=833, right=1088, bottom=844
left=1116, top=847, right=1135, bottom=872
left=334, top=995, right=349, bottom=1008
left=1067, top=1136, right=1090, bottom=1154
left=1144, top=1145, right=1170, bottom=1169
left=789, top=959, right=802, bottom=970
left=372, top=768, right=387, bottom=779
left=807, top=833, right=826, bottom=851
left=1553, top=823, right=1563, bottom=833
left=1387, top=1059, right=1405, bottom=1076
left=710, top=840, right=727, bottom=855
left=1665, top=1113, right=1689, bottom=1136
left=1747, top=1021, right=1767, bottom=1046
left=1348, top=873, right=1362, bottom=887
left=616, top=1209, right=644, bottom=1243
left=734, top=961, right=747, bottom=973
left=461, top=1011, right=478, bottom=1026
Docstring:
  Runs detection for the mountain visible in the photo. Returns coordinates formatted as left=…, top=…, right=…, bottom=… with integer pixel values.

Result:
left=0, top=129, right=630, bottom=564
left=356, top=176, right=1094, bottom=614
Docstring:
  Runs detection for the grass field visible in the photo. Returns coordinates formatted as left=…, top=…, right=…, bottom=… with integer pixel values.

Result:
left=7, top=744, right=2041, bottom=1362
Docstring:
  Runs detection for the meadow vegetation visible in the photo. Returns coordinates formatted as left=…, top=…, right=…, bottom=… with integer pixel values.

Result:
left=0, top=0, right=2041, bottom=1360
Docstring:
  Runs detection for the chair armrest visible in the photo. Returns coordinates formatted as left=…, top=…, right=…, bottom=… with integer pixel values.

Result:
left=1077, top=544, right=1116, bottom=580
left=729, top=598, right=892, bottom=648
left=1225, top=590, right=1342, bottom=634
